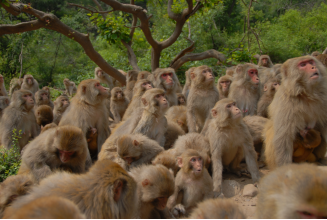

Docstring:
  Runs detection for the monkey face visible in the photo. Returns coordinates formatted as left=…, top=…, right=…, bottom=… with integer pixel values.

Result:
left=247, top=68, right=259, bottom=86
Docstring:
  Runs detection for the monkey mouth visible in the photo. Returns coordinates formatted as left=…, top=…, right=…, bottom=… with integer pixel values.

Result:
left=310, top=72, right=319, bottom=79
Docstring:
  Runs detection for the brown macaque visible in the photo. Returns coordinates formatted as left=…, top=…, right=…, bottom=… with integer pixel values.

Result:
left=226, top=66, right=236, bottom=76
left=63, top=78, right=77, bottom=96
left=129, top=164, right=175, bottom=218
left=316, top=54, right=327, bottom=67
left=258, top=55, right=273, bottom=68
left=21, top=74, right=39, bottom=94
left=0, top=90, right=39, bottom=150
left=257, top=78, right=280, bottom=118
left=103, top=87, right=115, bottom=119
left=204, top=99, right=260, bottom=197
left=311, top=51, right=321, bottom=57
left=152, top=149, right=179, bottom=175
left=59, top=79, right=111, bottom=153
left=293, top=129, right=321, bottom=163
left=228, top=63, right=260, bottom=116
left=34, top=89, right=54, bottom=110
left=35, top=105, right=54, bottom=127
left=0, top=74, right=7, bottom=96
left=18, top=125, right=90, bottom=183
left=167, top=149, right=213, bottom=217
left=110, top=87, right=129, bottom=123
left=40, top=122, right=57, bottom=133
left=217, top=75, right=232, bottom=100
left=182, top=67, right=195, bottom=99
left=0, top=175, right=34, bottom=218
left=94, top=67, right=114, bottom=90
left=153, top=68, right=180, bottom=106
left=123, top=79, right=153, bottom=120
left=166, top=105, right=188, bottom=133
left=258, top=65, right=281, bottom=95
left=177, top=93, right=186, bottom=106
left=6, top=160, right=138, bottom=219
left=124, top=70, right=139, bottom=101
left=5, top=196, right=86, bottom=219
left=264, top=56, right=327, bottom=169
left=256, top=163, right=327, bottom=219
left=53, top=95, right=70, bottom=124
left=0, top=96, right=10, bottom=119
left=189, top=198, right=245, bottom=219
left=9, top=78, right=23, bottom=95
left=41, top=86, right=50, bottom=94
left=164, top=121, right=185, bottom=150
left=86, top=127, right=98, bottom=161
left=137, top=71, right=151, bottom=80
left=187, top=65, right=219, bottom=133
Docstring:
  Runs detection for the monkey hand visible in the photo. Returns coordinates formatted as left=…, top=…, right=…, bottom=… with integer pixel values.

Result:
left=172, top=204, right=185, bottom=218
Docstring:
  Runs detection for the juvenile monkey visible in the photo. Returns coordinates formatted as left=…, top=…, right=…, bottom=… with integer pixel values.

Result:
left=177, top=93, right=186, bottom=105
left=187, top=65, right=219, bottom=133
left=166, top=105, right=188, bottom=133
left=9, top=78, right=23, bottom=95
left=204, top=99, right=260, bottom=197
left=94, top=67, right=114, bottom=90
left=53, top=95, right=70, bottom=124
left=0, top=74, right=7, bottom=96
left=110, top=87, right=129, bottom=123
left=167, top=149, right=213, bottom=217
left=258, top=55, right=273, bottom=68
left=182, top=67, right=195, bottom=99
left=257, top=163, right=327, bottom=219
left=124, top=70, right=139, bottom=101
left=217, top=75, right=232, bottom=100
left=34, top=89, right=54, bottom=110
left=21, top=74, right=39, bottom=94
left=0, top=96, right=10, bottom=119
left=63, top=78, right=77, bottom=96
left=35, top=105, right=54, bottom=127
left=257, top=78, right=280, bottom=118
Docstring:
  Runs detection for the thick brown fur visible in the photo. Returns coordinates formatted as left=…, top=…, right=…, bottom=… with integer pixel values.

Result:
left=35, top=105, right=54, bottom=127
left=311, top=51, right=321, bottom=57
left=0, top=96, right=10, bottom=119
left=293, top=129, right=321, bottom=163
left=9, top=78, right=23, bottom=95
left=257, top=78, right=280, bottom=118
left=152, top=149, right=179, bottom=175
left=53, top=94, right=70, bottom=124
left=137, top=71, right=151, bottom=80
left=258, top=64, right=282, bottom=94
left=182, top=67, right=196, bottom=99
left=110, top=87, right=129, bottom=123
left=6, top=160, right=138, bottom=219
left=34, top=89, right=54, bottom=110
left=63, top=78, right=77, bottom=96
left=258, top=55, right=274, bottom=68
left=124, top=70, right=139, bottom=101
left=0, top=74, right=7, bottom=96
left=164, top=121, right=186, bottom=150
left=264, top=56, right=327, bottom=169
left=86, top=127, right=98, bottom=161
left=217, top=75, right=233, bottom=100
left=177, top=93, right=186, bottom=106
left=316, top=54, right=327, bottom=67
left=113, top=69, right=127, bottom=87
left=94, top=67, right=114, bottom=90
left=226, top=66, right=236, bottom=76
left=40, top=122, right=57, bottom=133
left=165, top=105, right=188, bottom=133
left=21, top=74, right=39, bottom=94
left=256, top=163, right=327, bottom=218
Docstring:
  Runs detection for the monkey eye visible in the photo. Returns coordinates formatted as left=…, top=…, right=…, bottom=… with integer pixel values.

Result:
left=300, top=62, right=307, bottom=67
left=142, top=83, right=147, bottom=86
left=191, top=158, right=196, bottom=162
left=162, top=74, right=167, bottom=77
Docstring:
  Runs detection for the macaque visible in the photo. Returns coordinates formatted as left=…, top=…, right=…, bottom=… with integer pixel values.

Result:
left=110, top=87, right=129, bottom=123
left=204, top=99, right=260, bottom=197
left=0, top=96, right=10, bottom=119
left=9, top=78, right=23, bottom=95
left=256, top=163, right=327, bottom=219
left=164, top=121, right=185, bottom=150
left=129, top=164, right=175, bottom=218
left=86, top=127, right=98, bottom=161
left=226, top=66, right=236, bottom=76
left=153, top=67, right=180, bottom=106
left=34, top=89, right=54, bottom=109
left=258, top=55, right=273, bottom=68
left=0, top=175, right=34, bottom=218
left=316, top=54, right=327, bottom=67
left=18, top=125, right=90, bottom=183
left=123, top=79, right=153, bottom=120
left=182, top=67, right=195, bottom=99
left=167, top=149, right=213, bottom=217
left=311, top=51, right=320, bottom=57
left=264, top=56, right=327, bottom=169
left=40, top=122, right=57, bottom=133
left=0, top=74, right=7, bottom=96
left=187, top=65, right=219, bottom=133
left=124, top=70, right=139, bottom=101
left=59, top=79, right=111, bottom=153
left=6, top=160, right=138, bottom=219
left=5, top=196, right=86, bottom=219
left=0, top=90, right=39, bottom=150
left=293, top=129, right=321, bottom=163
left=63, top=78, right=77, bottom=96
left=217, top=75, right=232, bottom=100
left=257, top=78, right=280, bottom=118
left=35, top=105, right=54, bottom=127
left=53, top=95, right=70, bottom=124
left=41, top=86, right=50, bottom=94
left=137, top=71, right=151, bottom=80
left=94, top=67, right=114, bottom=90
left=21, top=74, right=39, bottom=94
left=166, top=105, right=188, bottom=133
left=152, top=149, right=179, bottom=175
left=177, top=93, right=186, bottom=105
left=189, top=198, right=245, bottom=219
left=228, top=63, right=260, bottom=116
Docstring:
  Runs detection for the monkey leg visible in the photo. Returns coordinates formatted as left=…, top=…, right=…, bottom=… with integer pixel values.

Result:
left=229, top=147, right=246, bottom=177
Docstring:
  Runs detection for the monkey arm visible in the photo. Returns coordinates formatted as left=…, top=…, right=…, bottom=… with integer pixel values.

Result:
left=186, top=105, right=197, bottom=133
left=132, top=143, right=164, bottom=167
left=155, top=117, right=167, bottom=147
left=209, top=137, right=224, bottom=196
left=110, top=104, right=121, bottom=123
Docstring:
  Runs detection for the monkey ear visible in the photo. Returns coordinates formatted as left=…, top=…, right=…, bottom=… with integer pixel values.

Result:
left=82, top=85, right=87, bottom=94
left=113, top=179, right=123, bottom=202
left=177, top=157, right=183, bottom=168
left=141, top=74, right=144, bottom=79
left=176, top=120, right=184, bottom=126
left=141, top=98, right=148, bottom=106
left=133, top=140, right=139, bottom=146
left=190, top=72, right=195, bottom=80
left=142, top=179, right=150, bottom=187
left=211, top=109, right=218, bottom=117
left=263, top=85, right=268, bottom=92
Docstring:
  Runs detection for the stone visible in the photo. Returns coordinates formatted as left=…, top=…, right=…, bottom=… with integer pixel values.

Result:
left=222, top=180, right=241, bottom=198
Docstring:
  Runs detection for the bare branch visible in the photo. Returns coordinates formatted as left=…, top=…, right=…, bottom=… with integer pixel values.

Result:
left=67, top=3, right=114, bottom=14
left=0, top=19, right=44, bottom=34
left=122, top=40, right=140, bottom=71
left=169, top=42, right=195, bottom=67
left=167, top=0, right=180, bottom=21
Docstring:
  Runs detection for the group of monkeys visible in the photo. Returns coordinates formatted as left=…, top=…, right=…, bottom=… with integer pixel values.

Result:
left=0, top=51, right=327, bottom=219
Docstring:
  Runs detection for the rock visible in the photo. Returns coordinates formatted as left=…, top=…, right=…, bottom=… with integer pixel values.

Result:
left=242, top=184, right=258, bottom=197
left=222, top=180, right=241, bottom=198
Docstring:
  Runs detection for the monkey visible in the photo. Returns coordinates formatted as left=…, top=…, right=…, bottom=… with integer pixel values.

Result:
left=86, top=127, right=98, bottom=161
left=129, top=164, right=175, bottom=218
left=258, top=55, right=273, bottom=68
left=59, top=79, right=111, bottom=154
left=0, top=74, right=7, bottom=96
left=52, top=94, right=70, bottom=124
left=257, top=78, right=280, bottom=118
left=228, top=63, right=260, bottom=116
left=103, top=87, right=115, bottom=120
left=187, top=65, right=219, bottom=133
left=0, top=90, right=39, bottom=151
left=264, top=56, right=327, bottom=169
left=189, top=198, right=245, bottom=219
left=110, top=87, right=129, bottom=123
left=0, top=96, right=10, bottom=119
left=226, top=66, right=236, bottom=76
left=41, top=86, right=50, bottom=94
left=137, top=70, right=151, bottom=81
left=21, top=74, right=39, bottom=94
left=5, top=196, right=86, bottom=219
left=63, top=78, right=77, bottom=96
left=34, top=89, right=54, bottom=110
left=122, top=79, right=153, bottom=121
left=124, top=70, right=139, bottom=101
left=182, top=67, right=195, bottom=99
left=0, top=175, right=34, bottom=218
left=311, top=51, right=320, bottom=57
left=152, top=149, right=179, bottom=175
left=177, top=93, right=186, bottom=106
left=153, top=67, right=180, bottom=106
left=293, top=129, right=321, bottom=163
left=18, top=125, right=90, bottom=183
left=9, top=77, right=23, bottom=95
left=204, top=99, right=260, bottom=197
left=94, top=67, right=115, bottom=90
left=258, top=65, right=282, bottom=95
left=165, top=105, right=188, bottom=133
left=167, top=149, right=213, bottom=217
left=40, top=122, right=57, bottom=133
left=256, top=163, right=327, bottom=219
left=217, top=75, right=233, bottom=100
left=35, top=105, right=54, bottom=127
left=316, top=53, right=327, bottom=67
left=6, top=160, right=138, bottom=219
left=164, top=121, right=186, bottom=150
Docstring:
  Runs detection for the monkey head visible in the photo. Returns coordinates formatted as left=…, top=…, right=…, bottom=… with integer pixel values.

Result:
left=126, top=70, right=139, bottom=82
left=12, top=90, right=35, bottom=111
left=190, top=65, right=215, bottom=87
left=94, top=67, right=104, bottom=78
left=63, top=78, right=70, bottom=86
left=177, top=149, right=204, bottom=179
left=111, top=87, right=125, bottom=101
left=141, top=88, right=169, bottom=115
left=153, top=68, right=178, bottom=91
left=177, top=93, right=186, bottom=105
left=35, top=105, right=53, bottom=127
left=76, top=79, right=109, bottom=105
left=211, top=98, right=242, bottom=126
left=117, top=135, right=142, bottom=165
left=54, top=95, right=70, bottom=111
left=35, top=89, right=49, bottom=104
left=0, top=74, right=3, bottom=84
left=0, top=97, right=10, bottom=110
left=311, top=51, right=320, bottom=57
left=263, top=78, right=280, bottom=97
left=259, top=55, right=272, bottom=68
left=235, top=64, right=259, bottom=88
left=137, top=71, right=151, bottom=80
left=23, top=74, right=35, bottom=85
left=185, top=67, right=196, bottom=82
left=134, top=79, right=153, bottom=94
left=218, top=75, right=232, bottom=93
